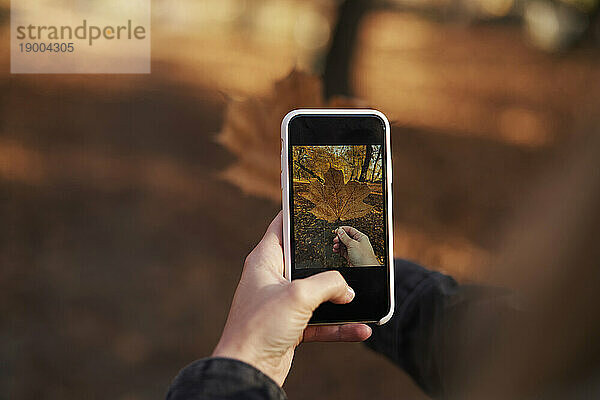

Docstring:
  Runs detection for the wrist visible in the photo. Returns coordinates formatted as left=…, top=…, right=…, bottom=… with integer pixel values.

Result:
left=212, top=337, right=253, bottom=366
left=212, top=339, right=285, bottom=386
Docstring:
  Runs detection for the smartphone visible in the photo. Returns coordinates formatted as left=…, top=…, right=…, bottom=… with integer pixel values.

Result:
left=281, top=109, right=394, bottom=325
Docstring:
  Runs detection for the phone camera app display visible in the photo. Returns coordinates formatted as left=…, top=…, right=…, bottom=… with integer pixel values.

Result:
left=292, top=145, right=385, bottom=269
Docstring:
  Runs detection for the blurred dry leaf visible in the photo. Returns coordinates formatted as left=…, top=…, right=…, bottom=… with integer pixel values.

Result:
left=217, top=69, right=368, bottom=201
left=300, top=167, right=373, bottom=223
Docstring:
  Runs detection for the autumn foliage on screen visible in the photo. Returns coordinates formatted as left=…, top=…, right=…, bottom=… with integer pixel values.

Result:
left=292, top=145, right=385, bottom=269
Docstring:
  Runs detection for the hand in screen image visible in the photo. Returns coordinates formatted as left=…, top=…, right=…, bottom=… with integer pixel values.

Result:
left=333, top=226, right=381, bottom=267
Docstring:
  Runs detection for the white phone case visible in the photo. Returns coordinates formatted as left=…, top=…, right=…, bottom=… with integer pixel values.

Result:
left=280, top=109, right=394, bottom=325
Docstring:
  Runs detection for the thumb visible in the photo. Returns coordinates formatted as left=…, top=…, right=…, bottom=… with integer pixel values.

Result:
left=336, top=228, right=354, bottom=246
left=290, top=271, right=355, bottom=311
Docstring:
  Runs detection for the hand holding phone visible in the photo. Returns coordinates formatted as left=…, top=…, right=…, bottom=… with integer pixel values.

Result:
left=212, top=212, right=371, bottom=386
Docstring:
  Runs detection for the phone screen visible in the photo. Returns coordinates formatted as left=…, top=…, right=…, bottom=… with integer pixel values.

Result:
left=287, top=114, right=391, bottom=324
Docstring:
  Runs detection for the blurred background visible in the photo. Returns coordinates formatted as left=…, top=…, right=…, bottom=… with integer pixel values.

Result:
left=1, top=0, right=599, bottom=399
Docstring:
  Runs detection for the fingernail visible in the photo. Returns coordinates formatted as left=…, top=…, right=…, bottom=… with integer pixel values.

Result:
left=347, top=286, right=355, bottom=301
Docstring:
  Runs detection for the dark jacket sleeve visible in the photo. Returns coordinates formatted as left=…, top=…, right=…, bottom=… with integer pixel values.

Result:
left=365, top=259, right=512, bottom=398
left=166, top=357, right=287, bottom=400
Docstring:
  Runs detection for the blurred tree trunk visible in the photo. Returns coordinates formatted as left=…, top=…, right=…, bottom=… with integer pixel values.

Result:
left=323, top=0, right=372, bottom=98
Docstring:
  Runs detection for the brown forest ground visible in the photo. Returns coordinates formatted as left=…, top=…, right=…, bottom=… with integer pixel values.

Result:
left=1, top=12, right=600, bottom=400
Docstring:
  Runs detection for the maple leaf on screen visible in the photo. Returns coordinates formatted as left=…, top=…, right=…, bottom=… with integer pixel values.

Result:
left=217, top=69, right=368, bottom=201
left=300, top=167, right=373, bottom=223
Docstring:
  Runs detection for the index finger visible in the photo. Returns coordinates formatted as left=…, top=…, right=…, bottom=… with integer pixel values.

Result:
left=244, top=211, right=284, bottom=276
left=262, top=211, right=283, bottom=247
left=303, top=324, right=372, bottom=343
